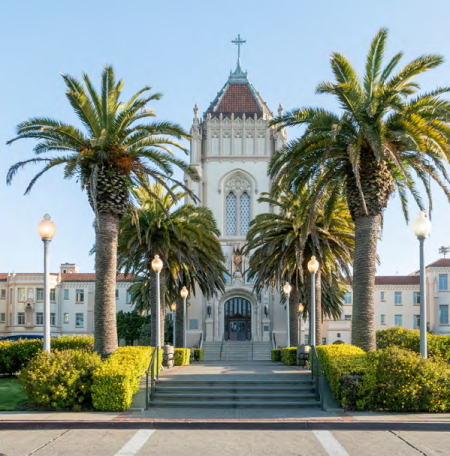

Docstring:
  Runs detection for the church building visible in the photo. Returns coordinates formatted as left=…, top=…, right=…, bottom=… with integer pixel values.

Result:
left=184, top=36, right=288, bottom=357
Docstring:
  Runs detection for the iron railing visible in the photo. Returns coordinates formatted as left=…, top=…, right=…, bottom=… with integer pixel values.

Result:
left=310, top=345, right=324, bottom=409
left=145, top=347, right=158, bottom=410
left=219, top=333, right=225, bottom=360
left=272, top=332, right=277, bottom=349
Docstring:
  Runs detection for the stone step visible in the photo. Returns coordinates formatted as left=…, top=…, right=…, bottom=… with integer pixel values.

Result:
left=149, top=400, right=320, bottom=408
left=155, top=385, right=315, bottom=393
left=157, top=380, right=313, bottom=387
left=154, top=393, right=317, bottom=402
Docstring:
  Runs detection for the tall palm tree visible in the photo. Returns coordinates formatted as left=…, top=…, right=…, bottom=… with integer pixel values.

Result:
left=244, top=189, right=354, bottom=346
left=270, top=29, right=450, bottom=350
left=6, top=66, right=197, bottom=355
left=118, top=184, right=226, bottom=347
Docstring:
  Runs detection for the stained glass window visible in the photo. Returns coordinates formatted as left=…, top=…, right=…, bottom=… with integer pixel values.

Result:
left=240, top=192, right=250, bottom=235
left=226, top=192, right=237, bottom=235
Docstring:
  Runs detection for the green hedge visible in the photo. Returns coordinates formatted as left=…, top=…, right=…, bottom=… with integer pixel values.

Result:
left=19, top=349, right=101, bottom=410
left=281, top=347, right=297, bottom=366
left=316, top=344, right=369, bottom=406
left=174, top=348, right=191, bottom=366
left=91, top=346, right=161, bottom=412
left=193, top=349, right=204, bottom=362
left=0, top=336, right=94, bottom=375
left=376, top=327, right=450, bottom=361
left=271, top=349, right=281, bottom=362
left=358, top=347, right=450, bottom=412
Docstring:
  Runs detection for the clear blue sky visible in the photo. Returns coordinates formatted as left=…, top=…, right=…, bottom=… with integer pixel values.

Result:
left=1, top=0, right=450, bottom=275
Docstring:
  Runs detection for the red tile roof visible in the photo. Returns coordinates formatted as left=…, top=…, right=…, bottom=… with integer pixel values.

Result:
left=426, top=258, right=450, bottom=267
left=60, top=273, right=133, bottom=282
left=375, top=276, right=420, bottom=285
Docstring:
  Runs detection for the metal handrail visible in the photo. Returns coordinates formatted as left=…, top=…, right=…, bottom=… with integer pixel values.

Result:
left=310, top=345, right=324, bottom=409
left=272, top=332, right=277, bottom=349
left=145, top=347, right=158, bottom=410
left=198, top=332, right=203, bottom=349
left=219, top=333, right=225, bottom=360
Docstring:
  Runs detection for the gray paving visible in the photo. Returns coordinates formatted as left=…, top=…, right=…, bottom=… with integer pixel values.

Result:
left=2, top=429, right=450, bottom=456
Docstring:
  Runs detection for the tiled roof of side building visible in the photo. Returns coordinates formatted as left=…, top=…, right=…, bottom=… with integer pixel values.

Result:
left=60, top=273, right=133, bottom=282
left=375, top=276, right=420, bottom=285
left=426, top=258, right=450, bottom=267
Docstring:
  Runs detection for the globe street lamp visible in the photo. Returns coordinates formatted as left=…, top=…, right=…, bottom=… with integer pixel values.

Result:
left=413, top=211, right=432, bottom=358
left=283, top=282, right=292, bottom=347
left=151, top=255, right=163, bottom=375
left=180, top=286, right=189, bottom=348
left=308, top=256, right=319, bottom=347
left=298, top=303, right=304, bottom=346
left=38, top=214, right=56, bottom=353
left=170, top=303, right=176, bottom=347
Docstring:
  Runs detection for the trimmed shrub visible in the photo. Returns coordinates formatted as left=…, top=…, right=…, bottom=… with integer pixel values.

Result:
left=193, top=349, right=204, bottom=362
left=316, top=344, right=369, bottom=406
left=271, top=349, right=281, bottom=362
left=0, top=336, right=94, bottom=375
left=376, top=327, right=450, bottom=361
left=92, top=346, right=161, bottom=412
left=358, top=347, right=450, bottom=412
left=174, top=348, right=191, bottom=366
left=281, top=347, right=297, bottom=366
left=19, top=350, right=101, bottom=410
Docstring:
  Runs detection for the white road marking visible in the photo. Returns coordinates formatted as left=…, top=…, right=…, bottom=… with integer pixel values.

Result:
left=115, top=429, right=155, bottom=456
left=313, top=430, right=350, bottom=456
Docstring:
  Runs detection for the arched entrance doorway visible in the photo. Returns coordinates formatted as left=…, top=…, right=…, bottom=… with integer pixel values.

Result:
left=224, top=297, right=251, bottom=341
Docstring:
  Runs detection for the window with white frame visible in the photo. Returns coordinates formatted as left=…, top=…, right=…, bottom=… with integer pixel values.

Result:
left=440, top=305, right=449, bottom=325
left=224, top=174, right=252, bottom=237
left=17, top=312, right=25, bottom=325
left=439, top=274, right=448, bottom=291
left=0, top=289, right=5, bottom=300
left=394, top=292, right=402, bottom=305
left=63, top=289, right=69, bottom=300
left=344, top=292, right=352, bottom=304
left=380, top=314, right=386, bottom=325
left=36, top=312, right=43, bottom=325
left=50, top=288, right=56, bottom=302
left=413, top=292, right=420, bottom=305
left=0, top=313, right=5, bottom=323
left=395, top=314, right=403, bottom=326
left=76, top=289, right=84, bottom=303
left=75, top=313, right=84, bottom=327
left=344, top=315, right=352, bottom=321
left=115, top=289, right=119, bottom=300
left=414, top=315, right=420, bottom=329
left=322, top=337, right=327, bottom=345
left=64, top=313, right=69, bottom=324
left=304, top=334, right=310, bottom=345
left=126, top=290, right=132, bottom=304
left=50, top=313, right=56, bottom=326
left=380, top=291, right=385, bottom=301
left=36, top=288, right=44, bottom=302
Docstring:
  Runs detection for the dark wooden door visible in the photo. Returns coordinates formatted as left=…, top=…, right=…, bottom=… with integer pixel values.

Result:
left=224, top=298, right=251, bottom=341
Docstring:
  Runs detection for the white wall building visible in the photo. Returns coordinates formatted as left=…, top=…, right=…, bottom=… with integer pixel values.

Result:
left=0, top=263, right=132, bottom=337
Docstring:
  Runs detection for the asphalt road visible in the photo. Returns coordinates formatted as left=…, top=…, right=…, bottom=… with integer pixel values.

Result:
left=1, top=429, right=449, bottom=456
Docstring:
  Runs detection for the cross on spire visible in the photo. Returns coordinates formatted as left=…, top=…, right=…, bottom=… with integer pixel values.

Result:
left=232, top=34, right=246, bottom=65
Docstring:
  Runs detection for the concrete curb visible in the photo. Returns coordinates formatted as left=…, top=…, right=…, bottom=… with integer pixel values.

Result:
left=1, top=420, right=450, bottom=431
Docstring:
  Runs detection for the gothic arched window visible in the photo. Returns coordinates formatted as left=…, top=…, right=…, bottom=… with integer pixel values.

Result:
left=224, top=174, right=252, bottom=237
left=226, top=192, right=237, bottom=235
left=240, top=192, right=250, bottom=235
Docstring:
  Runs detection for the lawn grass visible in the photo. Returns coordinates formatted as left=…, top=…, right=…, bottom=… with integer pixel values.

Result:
left=0, top=377, right=29, bottom=411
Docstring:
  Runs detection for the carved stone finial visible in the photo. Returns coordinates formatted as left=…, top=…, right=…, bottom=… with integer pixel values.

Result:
left=194, top=104, right=199, bottom=118
left=278, top=104, right=284, bottom=117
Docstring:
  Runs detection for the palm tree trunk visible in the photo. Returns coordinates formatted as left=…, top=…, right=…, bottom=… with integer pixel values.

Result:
left=94, top=212, right=119, bottom=356
left=315, top=270, right=322, bottom=346
left=289, top=285, right=300, bottom=346
left=175, top=296, right=184, bottom=348
left=351, top=214, right=380, bottom=351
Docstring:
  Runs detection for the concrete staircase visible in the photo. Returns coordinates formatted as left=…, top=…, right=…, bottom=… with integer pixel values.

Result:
left=202, top=341, right=222, bottom=360
left=203, top=341, right=272, bottom=361
left=150, top=377, right=319, bottom=408
left=221, top=341, right=252, bottom=361
left=252, top=341, right=272, bottom=361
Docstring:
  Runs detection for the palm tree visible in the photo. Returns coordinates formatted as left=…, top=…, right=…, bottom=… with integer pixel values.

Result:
left=244, top=189, right=354, bottom=346
left=118, top=184, right=226, bottom=347
left=6, top=66, right=197, bottom=355
left=270, top=29, right=450, bottom=350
